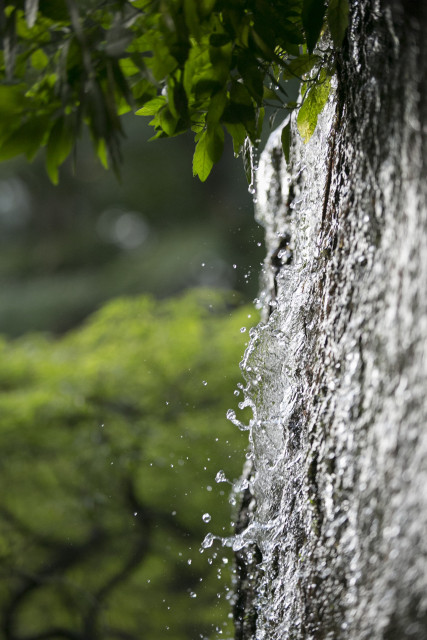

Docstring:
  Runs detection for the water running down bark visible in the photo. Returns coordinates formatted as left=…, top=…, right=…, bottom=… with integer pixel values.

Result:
left=234, top=2, right=427, bottom=638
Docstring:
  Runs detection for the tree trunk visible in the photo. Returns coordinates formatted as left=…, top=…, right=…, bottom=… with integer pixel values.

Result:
left=234, top=2, right=427, bottom=638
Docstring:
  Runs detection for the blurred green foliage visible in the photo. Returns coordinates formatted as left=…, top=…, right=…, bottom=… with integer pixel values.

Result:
left=0, top=114, right=263, bottom=336
left=0, top=288, right=256, bottom=640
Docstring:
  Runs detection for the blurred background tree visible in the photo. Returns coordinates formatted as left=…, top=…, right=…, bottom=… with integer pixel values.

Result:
left=0, top=288, right=256, bottom=640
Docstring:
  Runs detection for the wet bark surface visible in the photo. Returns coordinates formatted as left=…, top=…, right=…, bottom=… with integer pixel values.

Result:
left=234, top=1, right=427, bottom=638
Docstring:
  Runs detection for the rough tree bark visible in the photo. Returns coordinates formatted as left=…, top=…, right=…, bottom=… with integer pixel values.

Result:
left=234, top=1, right=427, bottom=639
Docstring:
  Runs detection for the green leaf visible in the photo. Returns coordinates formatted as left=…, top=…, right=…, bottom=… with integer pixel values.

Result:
left=131, top=78, right=156, bottom=103
left=327, top=0, right=349, bottom=48
left=297, top=72, right=331, bottom=143
left=46, top=117, right=74, bottom=185
left=207, top=89, right=227, bottom=125
left=119, top=58, right=140, bottom=77
left=193, top=130, right=213, bottom=182
left=168, top=81, right=188, bottom=120
left=135, top=96, right=166, bottom=116
left=209, top=42, right=232, bottom=85
left=302, top=0, right=326, bottom=53
left=241, top=64, right=264, bottom=103
left=237, top=52, right=264, bottom=103
left=159, top=106, right=178, bottom=136
left=31, top=48, right=48, bottom=70
left=200, top=0, right=216, bottom=17
left=96, top=138, right=108, bottom=169
left=206, top=124, right=224, bottom=164
left=117, top=97, right=132, bottom=116
left=250, top=29, right=277, bottom=62
left=192, top=125, right=223, bottom=181
left=184, top=0, right=200, bottom=37
left=229, top=80, right=252, bottom=107
left=0, top=85, right=26, bottom=117
left=263, top=86, right=280, bottom=102
left=110, top=60, right=134, bottom=110
left=222, top=80, right=256, bottom=137
left=192, top=124, right=224, bottom=181
left=281, top=119, right=291, bottom=164
left=282, top=54, right=321, bottom=80
left=193, top=78, right=223, bottom=99
left=0, top=115, right=50, bottom=163
left=148, top=130, right=166, bottom=141
left=145, top=38, right=178, bottom=81
left=223, top=102, right=255, bottom=135
left=224, top=122, right=246, bottom=156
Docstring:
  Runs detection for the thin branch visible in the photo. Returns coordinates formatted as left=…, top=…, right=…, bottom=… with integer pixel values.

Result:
left=2, top=529, right=106, bottom=640
left=17, top=628, right=81, bottom=640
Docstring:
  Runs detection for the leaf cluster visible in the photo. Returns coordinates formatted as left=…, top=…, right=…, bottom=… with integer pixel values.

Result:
left=0, top=0, right=349, bottom=182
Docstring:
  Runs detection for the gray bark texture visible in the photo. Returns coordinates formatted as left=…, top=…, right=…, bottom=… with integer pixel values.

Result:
left=234, top=1, right=427, bottom=639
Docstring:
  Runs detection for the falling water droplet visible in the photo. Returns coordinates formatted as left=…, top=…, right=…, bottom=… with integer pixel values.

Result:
left=226, top=408, right=235, bottom=421
left=201, top=532, right=214, bottom=549
left=202, top=513, right=212, bottom=523
left=215, top=470, right=228, bottom=483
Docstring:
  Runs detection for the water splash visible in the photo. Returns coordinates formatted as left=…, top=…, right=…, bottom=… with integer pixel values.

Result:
left=233, top=8, right=427, bottom=638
